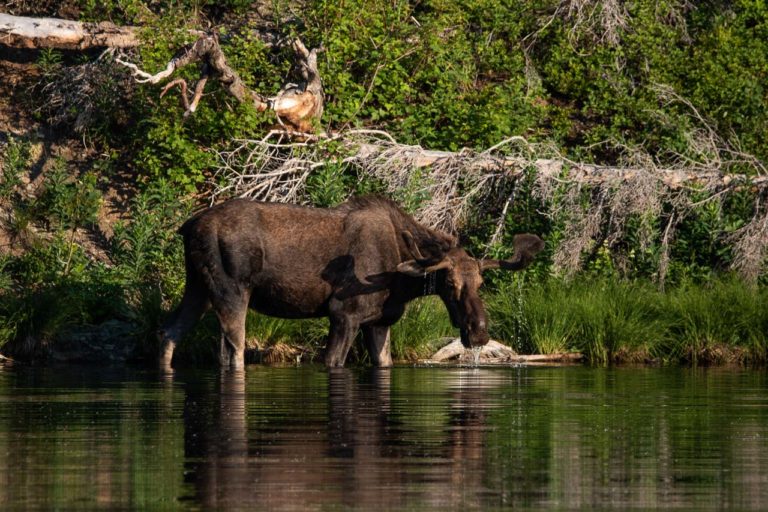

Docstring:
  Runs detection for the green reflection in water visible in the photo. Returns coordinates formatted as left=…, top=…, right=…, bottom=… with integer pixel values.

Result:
left=0, top=364, right=766, bottom=510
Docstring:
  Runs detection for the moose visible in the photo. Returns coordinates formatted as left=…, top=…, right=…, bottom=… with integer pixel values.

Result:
left=158, top=196, right=544, bottom=369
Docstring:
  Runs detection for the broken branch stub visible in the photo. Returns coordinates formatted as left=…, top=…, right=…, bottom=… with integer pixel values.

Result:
left=116, top=34, right=324, bottom=132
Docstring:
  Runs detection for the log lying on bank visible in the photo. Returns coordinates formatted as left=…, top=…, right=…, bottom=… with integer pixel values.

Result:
left=0, top=13, right=139, bottom=49
left=424, top=338, right=583, bottom=365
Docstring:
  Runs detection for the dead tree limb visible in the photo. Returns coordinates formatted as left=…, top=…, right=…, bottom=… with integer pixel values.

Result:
left=115, top=34, right=324, bottom=131
left=1, top=13, right=324, bottom=132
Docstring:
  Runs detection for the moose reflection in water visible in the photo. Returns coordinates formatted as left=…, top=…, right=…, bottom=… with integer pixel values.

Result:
left=158, top=197, right=544, bottom=369
left=180, top=368, right=494, bottom=510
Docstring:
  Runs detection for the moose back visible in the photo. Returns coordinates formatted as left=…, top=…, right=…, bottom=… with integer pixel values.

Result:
left=158, top=197, right=543, bottom=369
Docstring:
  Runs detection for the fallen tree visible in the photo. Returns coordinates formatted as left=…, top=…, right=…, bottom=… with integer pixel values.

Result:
left=0, top=12, right=139, bottom=49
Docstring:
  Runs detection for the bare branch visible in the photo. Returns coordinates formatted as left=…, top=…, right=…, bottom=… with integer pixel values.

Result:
left=115, top=34, right=324, bottom=132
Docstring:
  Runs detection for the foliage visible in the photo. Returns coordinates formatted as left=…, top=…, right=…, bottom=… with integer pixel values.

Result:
left=0, top=137, right=30, bottom=200
left=111, top=179, right=189, bottom=291
left=3, top=0, right=768, bottom=364
left=34, top=159, right=101, bottom=232
left=489, top=275, right=768, bottom=365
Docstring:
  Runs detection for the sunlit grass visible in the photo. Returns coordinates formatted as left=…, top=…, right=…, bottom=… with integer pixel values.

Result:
left=390, top=296, right=455, bottom=361
left=664, top=278, right=768, bottom=364
left=488, top=275, right=768, bottom=365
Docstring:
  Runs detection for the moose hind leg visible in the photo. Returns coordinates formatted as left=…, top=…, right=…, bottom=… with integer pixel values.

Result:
left=158, top=286, right=210, bottom=369
left=215, top=304, right=248, bottom=370
left=362, top=325, right=393, bottom=367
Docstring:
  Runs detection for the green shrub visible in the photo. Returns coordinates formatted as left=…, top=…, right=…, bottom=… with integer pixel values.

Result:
left=0, top=137, right=30, bottom=199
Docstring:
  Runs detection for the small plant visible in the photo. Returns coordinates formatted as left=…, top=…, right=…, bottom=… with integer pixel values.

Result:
left=37, top=48, right=63, bottom=76
left=34, top=160, right=101, bottom=275
left=305, top=161, right=353, bottom=207
left=111, top=178, right=190, bottom=293
left=0, top=137, right=30, bottom=199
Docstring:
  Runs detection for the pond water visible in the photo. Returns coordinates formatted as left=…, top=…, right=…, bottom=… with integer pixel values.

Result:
left=0, top=363, right=766, bottom=510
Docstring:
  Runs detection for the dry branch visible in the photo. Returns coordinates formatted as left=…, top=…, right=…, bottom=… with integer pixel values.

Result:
left=115, top=35, right=324, bottom=131
left=1, top=13, right=324, bottom=132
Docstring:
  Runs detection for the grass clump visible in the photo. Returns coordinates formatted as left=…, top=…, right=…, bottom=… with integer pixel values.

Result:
left=488, top=275, right=768, bottom=365
left=665, top=279, right=768, bottom=364
left=390, top=297, right=455, bottom=361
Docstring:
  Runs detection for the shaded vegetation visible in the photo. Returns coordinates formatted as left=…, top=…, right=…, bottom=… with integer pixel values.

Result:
left=1, top=0, right=767, bottom=365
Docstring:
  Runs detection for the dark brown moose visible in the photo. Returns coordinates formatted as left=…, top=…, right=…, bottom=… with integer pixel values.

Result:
left=158, top=197, right=544, bottom=369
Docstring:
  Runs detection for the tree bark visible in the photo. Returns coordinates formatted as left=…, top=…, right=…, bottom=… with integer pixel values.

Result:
left=0, top=13, right=139, bottom=49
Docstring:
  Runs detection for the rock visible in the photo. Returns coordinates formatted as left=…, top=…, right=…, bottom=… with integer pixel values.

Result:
left=50, top=320, right=139, bottom=364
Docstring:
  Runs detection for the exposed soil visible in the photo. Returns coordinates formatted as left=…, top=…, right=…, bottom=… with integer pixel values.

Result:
left=0, top=46, right=138, bottom=263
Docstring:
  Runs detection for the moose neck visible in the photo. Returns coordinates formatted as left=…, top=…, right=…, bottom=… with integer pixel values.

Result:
left=395, top=270, right=444, bottom=302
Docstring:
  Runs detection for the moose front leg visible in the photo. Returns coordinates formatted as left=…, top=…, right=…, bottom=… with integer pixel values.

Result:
left=213, top=298, right=249, bottom=370
left=362, top=325, right=393, bottom=367
left=325, top=315, right=359, bottom=368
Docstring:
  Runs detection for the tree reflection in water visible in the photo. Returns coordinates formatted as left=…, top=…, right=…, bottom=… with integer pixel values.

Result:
left=1, top=365, right=767, bottom=510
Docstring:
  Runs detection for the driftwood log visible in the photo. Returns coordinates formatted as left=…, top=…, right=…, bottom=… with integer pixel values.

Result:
left=0, top=13, right=139, bottom=49
left=426, top=338, right=583, bottom=365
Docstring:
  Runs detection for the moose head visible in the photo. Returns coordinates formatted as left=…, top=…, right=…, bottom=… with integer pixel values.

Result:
left=397, top=233, right=545, bottom=348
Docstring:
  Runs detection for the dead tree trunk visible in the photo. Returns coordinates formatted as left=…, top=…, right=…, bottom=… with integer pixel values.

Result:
left=0, top=13, right=139, bottom=49
left=116, top=35, right=324, bottom=131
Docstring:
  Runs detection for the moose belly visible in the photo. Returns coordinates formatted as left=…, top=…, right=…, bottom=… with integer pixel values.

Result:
left=247, top=276, right=331, bottom=319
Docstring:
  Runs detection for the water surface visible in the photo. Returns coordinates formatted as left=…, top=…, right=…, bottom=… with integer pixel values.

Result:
left=0, top=363, right=766, bottom=510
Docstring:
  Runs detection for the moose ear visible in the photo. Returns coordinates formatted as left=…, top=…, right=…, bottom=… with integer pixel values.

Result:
left=479, top=234, right=545, bottom=273
left=397, top=260, right=426, bottom=277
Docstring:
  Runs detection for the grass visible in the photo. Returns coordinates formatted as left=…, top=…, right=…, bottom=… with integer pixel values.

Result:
left=488, top=275, right=768, bottom=365
left=2, top=266, right=766, bottom=366
left=390, top=296, right=455, bottom=360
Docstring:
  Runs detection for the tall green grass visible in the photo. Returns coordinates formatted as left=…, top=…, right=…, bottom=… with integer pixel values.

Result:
left=488, top=276, right=768, bottom=365
left=390, top=296, right=455, bottom=360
